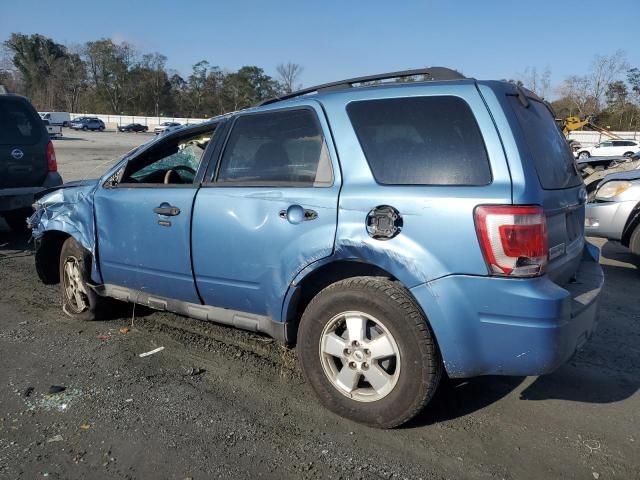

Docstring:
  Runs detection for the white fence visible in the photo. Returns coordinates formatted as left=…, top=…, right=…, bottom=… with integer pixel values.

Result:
left=567, top=130, right=640, bottom=148
left=70, top=113, right=209, bottom=129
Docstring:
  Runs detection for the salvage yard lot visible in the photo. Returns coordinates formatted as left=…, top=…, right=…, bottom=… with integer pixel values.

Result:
left=1, top=133, right=639, bottom=479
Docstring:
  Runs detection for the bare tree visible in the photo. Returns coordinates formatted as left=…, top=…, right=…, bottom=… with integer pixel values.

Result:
left=518, top=66, right=551, bottom=98
left=141, top=53, right=168, bottom=116
left=558, top=51, right=629, bottom=117
left=559, top=74, right=594, bottom=116
left=276, top=62, right=303, bottom=94
left=589, top=50, right=629, bottom=112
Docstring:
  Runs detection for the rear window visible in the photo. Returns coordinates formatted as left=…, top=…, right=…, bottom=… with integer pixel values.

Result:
left=0, top=97, right=43, bottom=145
left=508, top=97, right=581, bottom=190
left=347, top=96, right=491, bottom=185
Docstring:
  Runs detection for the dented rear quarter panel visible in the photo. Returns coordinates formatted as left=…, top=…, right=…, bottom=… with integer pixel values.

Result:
left=313, top=82, right=513, bottom=288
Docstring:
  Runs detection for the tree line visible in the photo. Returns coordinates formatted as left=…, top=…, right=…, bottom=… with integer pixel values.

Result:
left=1, top=33, right=639, bottom=130
left=0, top=33, right=304, bottom=118
left=511, top=50, right=640, bottom=131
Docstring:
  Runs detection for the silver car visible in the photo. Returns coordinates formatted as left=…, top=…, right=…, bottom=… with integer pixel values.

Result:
left=585, top=169, right=640, bottom=255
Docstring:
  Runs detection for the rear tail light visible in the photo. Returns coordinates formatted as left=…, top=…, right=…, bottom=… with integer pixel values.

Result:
left=46, top=140, right=57, bottom=172
left=474, top=205, right=548, bottom=277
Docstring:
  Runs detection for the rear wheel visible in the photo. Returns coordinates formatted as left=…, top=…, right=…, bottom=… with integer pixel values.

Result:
left=82, top=125, right=88, bottom=131
left=623, top=151, right=634, bottom=157
left=59, top=237, right=104, bottom=321
left=578, top=151, right=590, bottom=159
left=3, top=209, right=31, bottom=231
left=629, top=224, right=640, bottom=256
left=297, top=277, right=442, bottom=428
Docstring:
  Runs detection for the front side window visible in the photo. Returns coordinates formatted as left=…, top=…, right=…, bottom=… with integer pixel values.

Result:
left=347, top=96, right=491, bottom=185
left=216, top=108, right=333, bottom=186
left=119, top=128, right=215, bottom=185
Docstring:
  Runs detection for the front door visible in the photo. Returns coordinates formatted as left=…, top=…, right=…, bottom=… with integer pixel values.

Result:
left=94, top=126, right=216, bottom=303
left=191, top=104, right=340, bottom=320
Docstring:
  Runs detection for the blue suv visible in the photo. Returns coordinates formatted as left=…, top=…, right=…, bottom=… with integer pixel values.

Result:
left=29, top=68, right=604, bottom=428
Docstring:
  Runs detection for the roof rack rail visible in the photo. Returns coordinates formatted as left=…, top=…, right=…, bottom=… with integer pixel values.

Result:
left=259, top=67, right=466, bottom=106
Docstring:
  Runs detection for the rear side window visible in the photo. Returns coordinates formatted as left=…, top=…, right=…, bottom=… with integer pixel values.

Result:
left=217, top=108, right=333, bottom=186
left=0, top=98, right=43, bottom=145
left=509, top=97, right=581, bottom=189
left=347, top=96, right=491, bottom=185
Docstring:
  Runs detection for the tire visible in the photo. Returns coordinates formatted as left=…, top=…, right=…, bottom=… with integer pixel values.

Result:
left=82, top=125, right=88, bottom=131
left=99, top=126, right=104, bottom=131
left=297, top=276, right=442, bottom=428
left=578, top=151, right=590, bottom=159
left=623, top=151, right=634, bottom=157
left=3, top=209, right=31, bottom=232
left=630, top=225, right=640, bottom=256
left=59, top=237, right=104, bottom=321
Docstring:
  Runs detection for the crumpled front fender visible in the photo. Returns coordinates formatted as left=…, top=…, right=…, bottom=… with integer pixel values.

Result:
left=30, top=181, right=101, bottom=282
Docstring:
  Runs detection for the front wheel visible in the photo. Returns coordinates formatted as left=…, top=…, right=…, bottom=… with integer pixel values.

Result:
left=99, top=126, right=105, bottom=131
left=82, top=126, right=88, bottom=131
left=578, top=151, right=590, bottom=159
left=59, top=237, right=104, bottom=321
left=623, top=151, right=634, bottom=157
left=297, top=277, right=442, bottom=428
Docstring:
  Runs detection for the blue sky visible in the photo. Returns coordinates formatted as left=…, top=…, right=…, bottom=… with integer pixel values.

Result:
left=2, top=0, right=639, bottom=92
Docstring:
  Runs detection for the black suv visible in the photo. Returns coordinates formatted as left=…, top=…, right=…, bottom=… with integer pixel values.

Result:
left=0, top=93, right=62, bottom=231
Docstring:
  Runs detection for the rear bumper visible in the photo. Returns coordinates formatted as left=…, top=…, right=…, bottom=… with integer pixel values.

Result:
left=585, top=200, right=637, bottom=241
left=0, top=173, right=63, bottom=212
left=411, top=243, right=604, bottom=378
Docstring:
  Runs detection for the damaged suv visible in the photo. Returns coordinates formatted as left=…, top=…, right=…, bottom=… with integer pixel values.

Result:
left=30, top=68, right=604, bottom=428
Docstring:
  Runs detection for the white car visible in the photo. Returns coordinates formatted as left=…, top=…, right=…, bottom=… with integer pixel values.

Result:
left=154, top=121, right=181, bottom=135
left=39, top=111, right=71, bottom=127
left=576, top=139, right=639, bottom=159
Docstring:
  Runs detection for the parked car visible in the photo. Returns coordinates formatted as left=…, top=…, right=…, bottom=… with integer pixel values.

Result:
left=29, top=68, right=603, bottom=428
left=576, top=139, right=639, bottom=160
left=1, top=93, right=62, bottom=231
left=581, top=156, right=640, bottom=195
left=39, top=111, right=71, bottom=127
left=118, top=123, right=149, bottom=133
left=585, top=170, right=640, bottom=256
left=154, top=121, right=181, bottom=134
left=42, top=119, right=63, bottom=138
left=70, top=117, right=105, bottom=131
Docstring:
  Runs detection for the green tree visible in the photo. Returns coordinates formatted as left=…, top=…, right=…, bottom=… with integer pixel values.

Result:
left=4, top=33, right=68, bottom=108
left=84, top=39, right=137, bottom=113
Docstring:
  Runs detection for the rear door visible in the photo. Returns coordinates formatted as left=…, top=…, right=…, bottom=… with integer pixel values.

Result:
left=0, top=96, right=48, bottom=188
left=191, top=103, right=340, bottom=319
left=505, top=94, right=585, bottom=283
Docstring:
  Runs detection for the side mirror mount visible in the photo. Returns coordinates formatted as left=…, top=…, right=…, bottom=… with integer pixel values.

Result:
left=103, top=165, right=125, bottom=188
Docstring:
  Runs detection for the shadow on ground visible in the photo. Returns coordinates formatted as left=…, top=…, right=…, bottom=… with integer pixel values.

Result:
left=52, top=136, right=87, bottom=142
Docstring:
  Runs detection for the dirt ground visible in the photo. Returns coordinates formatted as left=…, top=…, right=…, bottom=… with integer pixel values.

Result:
left=0, top=132, right=639, bottom=479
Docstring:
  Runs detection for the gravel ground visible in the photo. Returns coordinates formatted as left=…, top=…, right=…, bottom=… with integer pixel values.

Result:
left=0, top=133, right=639, bottom=479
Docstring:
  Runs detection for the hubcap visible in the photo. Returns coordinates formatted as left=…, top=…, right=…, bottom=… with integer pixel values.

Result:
left=319, top=311, right=401, bottom=402
left=62, top=256, right=89, bottom=313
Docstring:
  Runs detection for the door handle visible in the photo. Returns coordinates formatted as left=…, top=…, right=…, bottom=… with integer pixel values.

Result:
left=279, top=205, right=318, bottom=224
left=153, top=204, right=181, bottom=216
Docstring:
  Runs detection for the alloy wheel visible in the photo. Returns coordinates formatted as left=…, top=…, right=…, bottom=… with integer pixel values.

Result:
left=62, top=256, right=89, bottom=313
left=319, top=311, right=401, bottom=402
